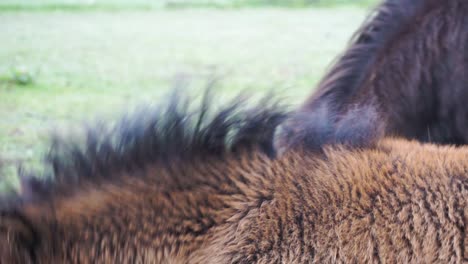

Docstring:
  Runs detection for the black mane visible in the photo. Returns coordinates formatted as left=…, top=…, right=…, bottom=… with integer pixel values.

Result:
left=309, top=0, right=425, bottom=107
left=9, top=89, right=288, bottom=205
left=276, top=0, right=436, bottom=152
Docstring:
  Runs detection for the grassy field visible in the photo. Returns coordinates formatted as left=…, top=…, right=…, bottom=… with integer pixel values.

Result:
left=0, top=4, right=373, bottom=187
left=0, top=0, right=378, bottom=10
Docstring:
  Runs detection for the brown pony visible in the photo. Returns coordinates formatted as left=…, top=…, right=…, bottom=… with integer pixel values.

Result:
left=1, top=92, right=467, bottom=263
left=276, top=0, right=468, bottom=152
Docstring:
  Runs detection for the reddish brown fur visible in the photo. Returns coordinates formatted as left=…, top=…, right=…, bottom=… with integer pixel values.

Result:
left=1, top=139, right=467, bottom=263
left=277, top=0, right=468, bottom=152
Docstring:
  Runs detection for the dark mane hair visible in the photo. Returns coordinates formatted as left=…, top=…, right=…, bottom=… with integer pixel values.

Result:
left=309, top=0, right=425, bottom=106
left=11, top=90, right=288, bottom=205
left=277, top=0, right=468, bottom=151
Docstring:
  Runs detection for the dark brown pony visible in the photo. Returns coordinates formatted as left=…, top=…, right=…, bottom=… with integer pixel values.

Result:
left=276, top=0, right=468, bottom=152
left=1, top=92, right=467, bottom=263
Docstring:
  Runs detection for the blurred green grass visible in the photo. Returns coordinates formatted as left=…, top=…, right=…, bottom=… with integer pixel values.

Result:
left=0, top=0, right=378, bottom=11
left=0, top=5, right=373, bottom=182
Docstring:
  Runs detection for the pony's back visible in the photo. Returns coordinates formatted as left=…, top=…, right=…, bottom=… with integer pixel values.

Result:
left=202, top=139, right=468, bottom=263
left=0, top=92, right=288, bottom=263
left=1, top=108, right=467, bottom=263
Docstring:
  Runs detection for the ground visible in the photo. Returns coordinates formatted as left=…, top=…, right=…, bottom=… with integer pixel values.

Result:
left=0, top=5, right=371, bottom=188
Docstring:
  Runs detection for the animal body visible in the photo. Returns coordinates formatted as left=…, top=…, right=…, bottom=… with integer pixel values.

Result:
left=1, top=92, right=467, bottom=263
left=277, top=0, right=468, bottom=152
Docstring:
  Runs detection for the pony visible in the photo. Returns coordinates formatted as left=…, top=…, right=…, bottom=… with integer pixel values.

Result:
left=1, top=91, right=467, bottom=263
left=276, top=0, right=468, bottom=152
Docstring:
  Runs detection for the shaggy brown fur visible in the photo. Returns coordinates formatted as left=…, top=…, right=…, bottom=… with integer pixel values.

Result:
left=1, top=93, right=467, bottom=263
left=276, top=0, right=468, bottom=152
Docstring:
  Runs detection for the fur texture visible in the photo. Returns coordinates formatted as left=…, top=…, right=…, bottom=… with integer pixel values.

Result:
left=277, top=0, right=468, bottom=151
left=0, top=92, right=467, bottom=263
